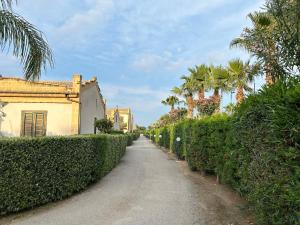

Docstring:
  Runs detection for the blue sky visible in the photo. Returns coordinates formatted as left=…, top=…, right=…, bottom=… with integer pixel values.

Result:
left=0, top=0, right=265, bottom=126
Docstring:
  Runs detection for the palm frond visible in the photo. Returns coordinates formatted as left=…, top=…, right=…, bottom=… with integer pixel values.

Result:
left=0, top=10, right=53, bottom=80
left=171, top=87, right=182, bottom=95
left=0, top=0, right=15, bottom=10
left=248, top=12, right=272, bottom=27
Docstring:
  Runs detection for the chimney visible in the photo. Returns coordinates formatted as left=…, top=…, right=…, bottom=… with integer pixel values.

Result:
left=72, top=74, right=82, bottom=93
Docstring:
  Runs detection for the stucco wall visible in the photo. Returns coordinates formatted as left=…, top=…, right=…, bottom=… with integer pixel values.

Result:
left=80, top=85, right=105, bottom=134
left=0, top=103, right=73, bottom=137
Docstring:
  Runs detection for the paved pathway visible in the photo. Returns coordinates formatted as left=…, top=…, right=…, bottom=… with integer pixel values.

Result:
left=0, top=137, right=252, bottom=225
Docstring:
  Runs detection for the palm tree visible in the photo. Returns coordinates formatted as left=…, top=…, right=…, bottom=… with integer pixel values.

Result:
left=227, top=59, right=260, bottom=103
left=161, top=96, right=180, bottom=112
left=230, top=12, right=278, bottom=85
left=171, top=76, right=196, bottom=118
left=0, top=0, right=53, bottom=80
left=189, top=64, right=209, bottom=103
left=207, top=65, right=230, bottom=112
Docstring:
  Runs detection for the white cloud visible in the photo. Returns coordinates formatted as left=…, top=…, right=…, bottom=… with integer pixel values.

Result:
left=54, top=0, right=114, bottom=47
left=132, top=53, right=165, bottom=72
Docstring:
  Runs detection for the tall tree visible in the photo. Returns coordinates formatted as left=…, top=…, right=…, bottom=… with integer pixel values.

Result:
left=207, top=65, right=230, bottom=111
left=189, top=64, right=209, bottom=103
left=230, top=12, right=282, bottom=85
left=266, top=0, right=300, bottom=72
left=161, top=96, right=180, bottom=112
left=0, top=0, right=53, bottom=80
left=227, top=59, right=260, bottom=103
left=171, top=76, right=196, bottom=118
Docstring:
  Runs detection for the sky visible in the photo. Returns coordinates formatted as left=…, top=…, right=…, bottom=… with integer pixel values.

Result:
left=0, top=0, right=266, bottom=126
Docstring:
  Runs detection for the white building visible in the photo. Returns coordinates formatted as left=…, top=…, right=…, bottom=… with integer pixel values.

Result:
left=0, top=74, right=106, bottom=137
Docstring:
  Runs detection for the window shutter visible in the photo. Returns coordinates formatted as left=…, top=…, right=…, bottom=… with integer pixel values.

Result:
left=34, top=113, right=46, bottom=137
left=23, top=112, right=34, bottom=137
left=21, top=111, right=47, bottom=137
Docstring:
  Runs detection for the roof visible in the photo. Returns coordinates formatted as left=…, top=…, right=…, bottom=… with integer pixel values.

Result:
left=118, top=108, right=131, bottom=114
left=0, top=75, right=98, bottom=94
left=106, top=108, right=120, bottom=120
left=0, top=75, right=105, bottom=105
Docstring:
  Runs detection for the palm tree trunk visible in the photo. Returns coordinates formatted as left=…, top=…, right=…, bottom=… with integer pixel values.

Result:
left=265, top=62, right=274, bottom=86
left=236, top=85, right=244, bottom=104
left=171, top=104, right=175, bottom=112
left=198, top=89, right=205, bottom=102
left=187, top=95, right=194, bottom=118
left=213, top=88, right=220, bottom=112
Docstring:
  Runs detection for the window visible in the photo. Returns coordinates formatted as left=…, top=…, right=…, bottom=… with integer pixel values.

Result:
left=21, top=111, right=47, bottom=137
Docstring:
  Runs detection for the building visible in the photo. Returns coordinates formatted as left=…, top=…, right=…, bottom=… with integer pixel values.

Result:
left=0, top=74, right=106, bottom=137
left=119, top=108, right=134, bottom=133
left=106, top=107, right=134, bottom=133
left=106, top=108, right=121, bottom=131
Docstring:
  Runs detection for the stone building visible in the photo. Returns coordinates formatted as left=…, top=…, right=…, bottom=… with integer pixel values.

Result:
left=110, top=108, right=134, bottom=133
left=0, top=74, right=106, bottom=137
left=106, top=108, right=121, bottom=131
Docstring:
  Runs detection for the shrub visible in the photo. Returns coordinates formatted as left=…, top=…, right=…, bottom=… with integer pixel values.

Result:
left=187, top=115, right=229, bottom=173
left=108, top=130, right=124, bottom=135
left=150, top=79, right=300, bottom=225
left=95, top=118, right=113, bottom=133
left=229, top=80, right=300, bottom=225
left=0, top=134, right=129, bottom=215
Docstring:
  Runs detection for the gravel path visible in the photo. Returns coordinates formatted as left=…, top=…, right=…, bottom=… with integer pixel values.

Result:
left=0, top=137, right=252, bottom=225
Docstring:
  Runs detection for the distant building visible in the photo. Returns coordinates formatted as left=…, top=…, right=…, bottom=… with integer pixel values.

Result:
left=108, top=108, right=134, bottom=133
left=0, top=74, right=106, bottom=137
left=106, top=108, right=121, bottom=131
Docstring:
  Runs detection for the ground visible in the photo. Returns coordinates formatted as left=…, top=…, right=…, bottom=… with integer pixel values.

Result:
left=0, top=137, right=253, bottom=225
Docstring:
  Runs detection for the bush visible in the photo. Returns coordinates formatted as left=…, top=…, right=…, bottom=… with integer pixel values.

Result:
left=95, top=118, right=113, bottom=133
left=228, top=80, right=300, bottom=225
left=149, top=79, right=300, bottom=225
left=0, top=134, right=129, bottom=215
left=187, top=115, right=229, bottom=173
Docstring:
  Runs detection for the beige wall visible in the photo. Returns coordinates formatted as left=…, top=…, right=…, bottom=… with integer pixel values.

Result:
left=80, top=85, right=105, bottom=134
left=120, top=113, right=130, bottom=133
left=0, top=103, right=73, bottom=137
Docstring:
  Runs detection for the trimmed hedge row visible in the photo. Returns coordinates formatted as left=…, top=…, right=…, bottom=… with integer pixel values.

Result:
left=0, top=134, right=136, bottom=215
left=126, top=132, right=140, bottom=146
left=148, top=80, right=300, bottom=225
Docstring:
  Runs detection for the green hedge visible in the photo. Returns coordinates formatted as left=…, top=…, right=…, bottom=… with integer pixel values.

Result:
left=148, top=80, right=300, bottom=225
left=0, top=134, right=131, bottom=215
left=227, top=80, right=300, bottom=225
left=125, top=132, right=140, bottom=146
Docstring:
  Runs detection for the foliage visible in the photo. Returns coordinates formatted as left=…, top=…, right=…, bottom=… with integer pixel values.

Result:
left=125, top=132, right=140, bottom=146
left=108, top=130, right=124, bottom=135
left=0, top=134, right=132, bottom=215
left=266, top=0, right=300, bottom=71
left=161, top=96, right=181, bottom=111
left=0, top=0, right=53, bottom=80
left=152, top=108, right=187, bottom=128
left=172, top=76, right=197, bottom=118
left=195, top=97, right=218, bottom=116
left=227, top=59, right=261, bottom=103
left=149, top=80, right=300, bottom=225
left=136, top=125, right=146, bottom=131
left=224, top=103, right=236, bottom=115
left=230, top=79, right=300, bottom=225
left=231, top=0, right=300, bottom=81
left=95, top=118, right=113, bottom=133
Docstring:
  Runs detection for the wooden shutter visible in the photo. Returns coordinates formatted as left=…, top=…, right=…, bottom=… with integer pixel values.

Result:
left=23, top=112, right=34, bottom=137
left=21, top=111, right=47, bottom=137
left=34, top=113, right=46, bottom=137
